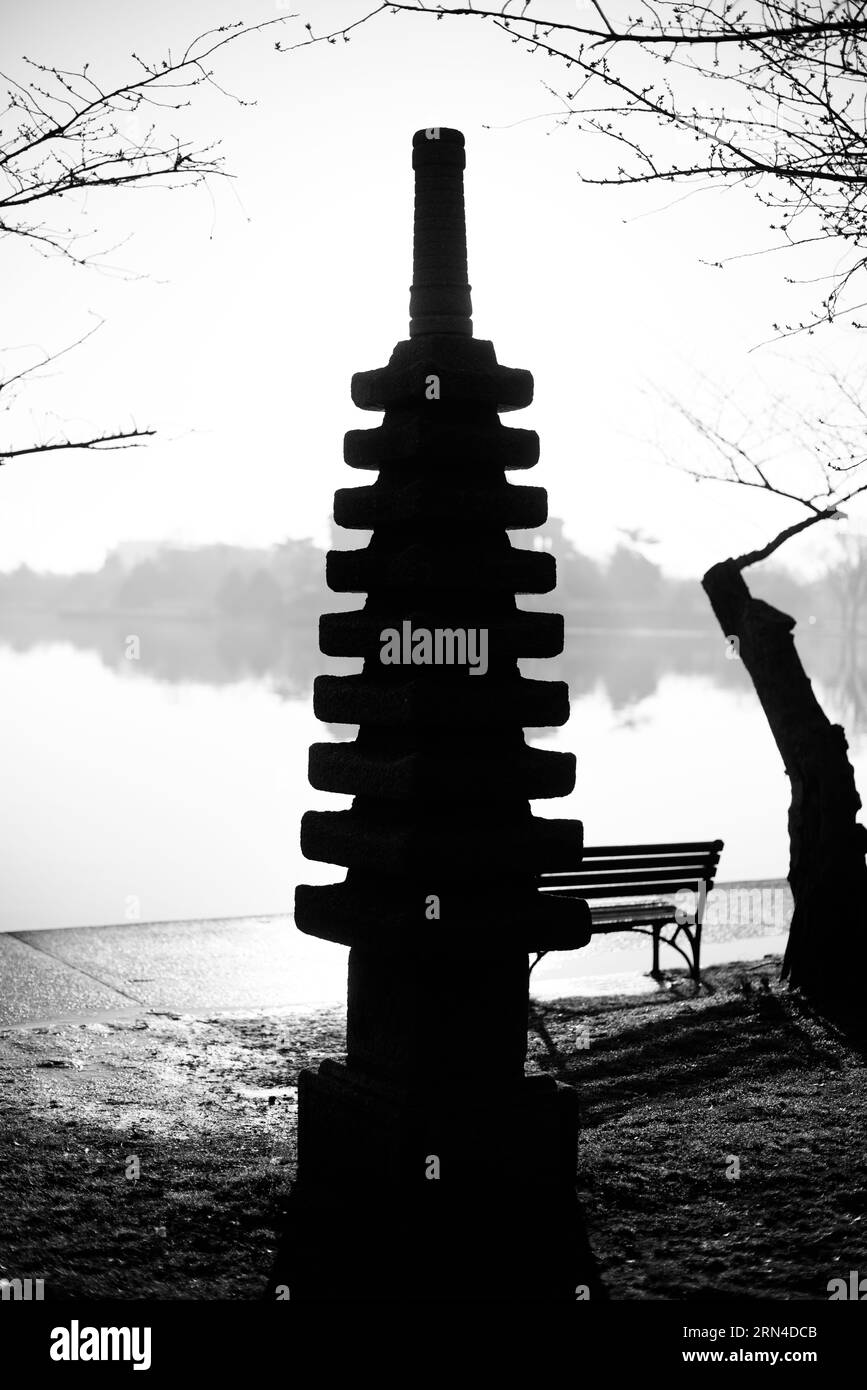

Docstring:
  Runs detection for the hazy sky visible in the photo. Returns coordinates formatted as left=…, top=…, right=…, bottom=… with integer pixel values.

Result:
left=1, top=0, right=862, bottom=579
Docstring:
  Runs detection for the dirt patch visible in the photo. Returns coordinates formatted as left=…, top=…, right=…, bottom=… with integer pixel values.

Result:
left=0, top=1007, right=343, bottom=1299
left=0, top=959, right=863, bottom=1299
left=529, top=959, right=866, bottom=1299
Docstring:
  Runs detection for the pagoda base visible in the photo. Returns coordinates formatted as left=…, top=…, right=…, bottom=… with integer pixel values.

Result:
left=267, top=1060, right=603, bottom=1301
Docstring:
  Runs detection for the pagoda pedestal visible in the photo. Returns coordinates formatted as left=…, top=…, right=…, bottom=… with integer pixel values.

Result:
left=270, top=129, right=601, bottom=1301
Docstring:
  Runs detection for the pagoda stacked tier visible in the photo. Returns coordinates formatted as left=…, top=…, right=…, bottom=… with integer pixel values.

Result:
left=295, top=330, right=593, bottom=959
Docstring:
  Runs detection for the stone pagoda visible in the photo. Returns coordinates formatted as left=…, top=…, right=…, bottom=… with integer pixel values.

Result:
left=275, top=128, right=599, bottom=1300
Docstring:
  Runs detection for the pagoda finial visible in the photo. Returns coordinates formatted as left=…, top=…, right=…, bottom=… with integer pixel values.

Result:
left=409, top=127, right=473, bottom=337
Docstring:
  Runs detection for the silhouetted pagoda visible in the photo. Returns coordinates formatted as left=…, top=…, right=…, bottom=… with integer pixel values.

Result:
left=276, top=128, right=598, bottom=1300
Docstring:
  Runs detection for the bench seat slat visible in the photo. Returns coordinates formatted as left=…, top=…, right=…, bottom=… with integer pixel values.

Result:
left=590, top=904, right=676, bottom=925
left=541, top=866, right=714, bottom=887
left=543, top=854, right=711, bottom=874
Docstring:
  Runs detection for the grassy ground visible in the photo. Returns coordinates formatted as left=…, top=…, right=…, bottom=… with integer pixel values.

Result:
left=0, top=957, right=863, bottom=1300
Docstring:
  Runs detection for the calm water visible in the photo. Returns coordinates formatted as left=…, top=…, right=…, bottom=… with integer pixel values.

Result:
left=2, top=615, right=863, bottom=983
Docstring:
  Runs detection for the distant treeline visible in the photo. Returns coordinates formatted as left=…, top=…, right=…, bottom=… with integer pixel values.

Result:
left=0, top=537, right=323, bottom=621
left=0, top=520, right=843, bottom=630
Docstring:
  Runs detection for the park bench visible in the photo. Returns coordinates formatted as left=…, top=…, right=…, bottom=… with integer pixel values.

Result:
left=537, top=839, right=724, bottom=985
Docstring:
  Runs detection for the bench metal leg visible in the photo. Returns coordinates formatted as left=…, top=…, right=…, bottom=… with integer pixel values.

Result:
left=693, top=923, right=702, bottom=990
left=651, top=924, right=662, bottom=979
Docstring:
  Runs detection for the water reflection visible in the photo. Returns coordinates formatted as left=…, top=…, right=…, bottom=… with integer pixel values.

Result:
left=0, top=609, right=856, bottom=731
left=0, top=611, right=863, bottom=937
left=0, top=612, right=322, bottom=698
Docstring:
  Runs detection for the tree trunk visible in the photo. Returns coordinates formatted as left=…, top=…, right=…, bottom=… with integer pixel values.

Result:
left=703, top=558, right=867, bottom=1030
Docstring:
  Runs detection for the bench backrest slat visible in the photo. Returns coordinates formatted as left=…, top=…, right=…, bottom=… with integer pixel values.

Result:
left=538, top=840, right=722, bottom=902
left=578, top=841, right=722, bottom=858
left=543, top=880, right=707, bottom=900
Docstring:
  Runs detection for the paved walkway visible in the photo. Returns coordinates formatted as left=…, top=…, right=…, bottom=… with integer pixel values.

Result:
left=0, top=917, right=345, bottom=1028
left=0, top=879, right=791, bottom=1028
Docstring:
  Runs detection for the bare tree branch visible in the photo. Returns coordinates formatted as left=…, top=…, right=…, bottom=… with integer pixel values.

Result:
left=0, top=428, right=155, bottom=464
left=1, top=17, right=298, bottom=470
left=658, top=368, right=867, bottom=569
left=732, top=508, right=844, bottom=569
left=306, top=3, right=867, bottom=332
left=0, top=16, right=295, bottom=263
